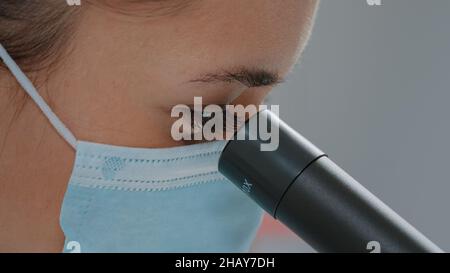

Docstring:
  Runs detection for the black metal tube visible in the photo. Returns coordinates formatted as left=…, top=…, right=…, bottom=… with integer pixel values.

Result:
left=218, top=109, right=443, bottom=253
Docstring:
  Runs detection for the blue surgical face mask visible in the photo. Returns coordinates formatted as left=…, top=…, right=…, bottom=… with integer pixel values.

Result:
left=0, top=44, right=263, bottom=253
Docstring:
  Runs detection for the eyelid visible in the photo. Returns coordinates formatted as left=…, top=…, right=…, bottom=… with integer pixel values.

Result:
left=189, top=106, right=246, bottom=127
left=188, top=104, right=226, bottom=114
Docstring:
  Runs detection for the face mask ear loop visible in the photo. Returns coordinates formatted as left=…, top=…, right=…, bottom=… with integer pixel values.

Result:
left=0, top=43, right=77, bottom=150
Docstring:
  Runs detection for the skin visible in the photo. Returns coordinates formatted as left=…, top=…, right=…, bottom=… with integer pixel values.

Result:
left=0, top=0, right=318, bottom=252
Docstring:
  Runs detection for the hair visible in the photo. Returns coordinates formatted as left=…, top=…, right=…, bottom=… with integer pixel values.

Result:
left=0, top=1, right=81, bottom=72
left=0, top=0, right=189, bottom=72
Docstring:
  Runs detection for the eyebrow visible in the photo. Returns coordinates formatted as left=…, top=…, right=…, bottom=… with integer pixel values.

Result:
left=189, top=67, right=284, bottom=88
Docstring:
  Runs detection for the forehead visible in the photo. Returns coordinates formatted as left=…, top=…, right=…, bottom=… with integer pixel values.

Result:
left=134, top=0, right=317, bottom=75
left=78, top=0, right=318, bottom=106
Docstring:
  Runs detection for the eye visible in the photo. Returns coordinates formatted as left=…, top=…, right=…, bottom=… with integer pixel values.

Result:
left=187, top=105, right=246, bottom=140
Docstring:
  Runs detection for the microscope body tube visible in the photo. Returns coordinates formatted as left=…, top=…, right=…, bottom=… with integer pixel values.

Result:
left=218, top=110, right=442, bottom=253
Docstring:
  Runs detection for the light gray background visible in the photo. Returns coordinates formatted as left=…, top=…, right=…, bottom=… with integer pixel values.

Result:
left=266, top=0, right=450, bottom=252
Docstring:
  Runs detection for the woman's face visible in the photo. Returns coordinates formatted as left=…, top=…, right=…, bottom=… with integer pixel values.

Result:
left=54, top=0, right=318, bottom=147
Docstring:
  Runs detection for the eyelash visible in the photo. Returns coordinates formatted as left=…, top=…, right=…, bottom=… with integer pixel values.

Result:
left=188, top=105, right=244, bottom=133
